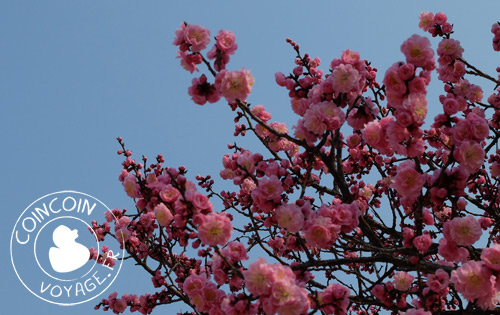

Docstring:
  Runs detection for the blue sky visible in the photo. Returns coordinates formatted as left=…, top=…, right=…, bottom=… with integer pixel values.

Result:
left=2, top=1, right=500, bottom=314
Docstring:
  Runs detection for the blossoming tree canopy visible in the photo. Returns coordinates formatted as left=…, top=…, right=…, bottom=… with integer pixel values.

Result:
left=90, top=12, right=500, bottom=315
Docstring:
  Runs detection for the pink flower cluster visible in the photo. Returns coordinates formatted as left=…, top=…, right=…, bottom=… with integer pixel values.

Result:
left=451, top=261, right=497, bottom=310
left=303, top=202, right=360, bottom=249
left=251, top=175, right=284, bottom=213
left=173, top=23, right=211, bottom=73
left=274, top=203, right=304, bottom=233
left=370, top=33, right=435, bottom=158
left=390, top=160, right=426, bottom=202
left=301, top=101, right=346, bottom=137
left=438, top=80, right=483, bottom=116
left=183, top=273, right=226, bottom=314
left=426, top=269, right=449, bottom=295
left=438, top=216, right=482, bottom=263
left=215, top=68, right=254, bottom=103
left=371, top=282, right=408, bottom=309
left=316, top=283, right=350, bottom=315
left=449, top=111, right=488, bottom=173
left=393, top=271, right=414, bottom=291
left=173, top=23, right=254, bottom=106
left=492, top=22, right=500, bottom=51
left=276, top=49, right=377, bottom=145
left=122, top=173, right=141, bottom=198
left=436, top=38, right=465, bottom=83
left=98, top=291, right=168, bottom=315
left=372, top=269, right=448, bottom=312
left=242, top=258, right=311, bottom=315
left=207, top=29, right=238, bottom=71
left=419, top=12, right=453, bottom=37
left=194, top=211, right=233, bottom=247
left=98, top=13, right=500, bottom=315
left=210, top=241, right=248, bottom=289
left=255, top=118, right=298, bottom=154
left=400, top=34, right=435, bottom=71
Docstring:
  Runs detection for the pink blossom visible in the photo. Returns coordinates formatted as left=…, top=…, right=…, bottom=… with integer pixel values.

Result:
left=154, top=203, right=173, bottom=227
left=159, top=184, right=180, bottom=203
left=196, top=212, right=233, bottom=246
left=451, top=261, right=496, bottom=305
left=268, top=279, right=306, bottom=309
left=438, top=237, right=469, bottom=263
left=400, top=34, right=435, bottom=70
left=427, top=269, right=449, bottom=293
left=398, top=63, right=415, bottom=80
left=183, top=273, right=207, bottom=296
left=115, top=216, right=130, bottom=231
left=362, top=120, right=383, bottom=146
left=419, top=12, right=435, bottom=32
left=346, top=98, right=378, bottom=130
left=303, top=213, right=340, bottom=249
left=201, top=282, right=225, bottom=308
left=403, top=92, right=428, bottom=126
left=184, top=24, right=210, bottom=52
left=240, top=177, right=256, bottom=193
left=330, top=63, right=359, bottom=93
left=467, top=112, right=489, bottom=141
left=390, top=160, right=425, bottom=201
left=177, top=50, right=202, bottom=73
left=225, top=241, right=249, bottom=262
left=393, top=271, right=414, bottom=291
left=251, top=175, right=283, bottom=213
left=173, top=22, right=187, bottom=48
left=123, top=174, right=141, bottom=198
left=482, top=244, right=500, bottom=270
left=303, top=105, right=327, bottom=135
left=341, top=49, right=360, bottom=65
left=330, top=203, right=360, bottom=233
left=274, top=286, right=310, bottom=315
left=492, top=22, right=500, bottom=51
left=371, top=284, right=392, bottom=306
left=434, top=12, right=448, bottom=25
left=383, top=63, right=407, bottom=101
left=467, top=84, right=483, bottom=103
left=413, top=234, right=432, bottom=252
left=115, top=226, right=131, bottom=246
left=318, top=283, right=350, bottom=315
left=216, top=30, right=238, bottom=54
left=251, top=105, right=272, bottom=122
left=186, top=190, right=213, bottom=212
left=452, top=118, right=471, bottom=143
left=453, top=140, right=485, bottom=173
left=188, top=74, right=221, bottom=105
left=112, top=298, right=127, bottom=313
left=243, top=257, right=275, bottom=296
left=437, top=39, right=464, bottom=64
left=275, top=72, right=287, bottom=87
left=275, top=203, right=304, bottom=233
left=442, top=97, right=459, bottom=115
left=317, top=101, right=346, bottom=130
left=303, top=101, right=345, bottom=135
left=448, top=216, right=482, bottom=246
left=408, top=77, right=427, bottom=95
left=215, top=68, right=254, bottom=103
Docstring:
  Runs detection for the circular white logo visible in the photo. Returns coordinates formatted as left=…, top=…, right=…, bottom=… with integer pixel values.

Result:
left=10, top=191, right=123, bottom=305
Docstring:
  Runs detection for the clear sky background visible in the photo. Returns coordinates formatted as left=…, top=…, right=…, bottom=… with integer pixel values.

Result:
left=2, top=1, right=500, bottom=314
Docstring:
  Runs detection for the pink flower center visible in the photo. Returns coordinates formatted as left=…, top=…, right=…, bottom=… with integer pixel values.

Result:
left=410, top=47, right=422, bottom=58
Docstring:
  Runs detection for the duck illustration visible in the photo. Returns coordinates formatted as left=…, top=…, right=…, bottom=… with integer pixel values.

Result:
left=49, top=225, right=89, bottom=273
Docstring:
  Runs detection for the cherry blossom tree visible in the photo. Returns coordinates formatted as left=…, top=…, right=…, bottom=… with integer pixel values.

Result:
left=91, top=12, right=500, bottom=315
